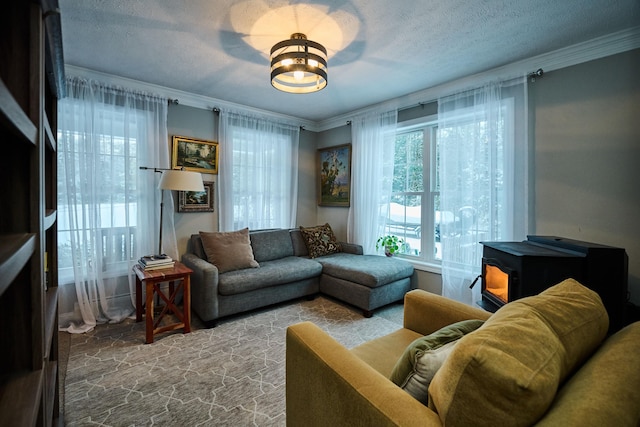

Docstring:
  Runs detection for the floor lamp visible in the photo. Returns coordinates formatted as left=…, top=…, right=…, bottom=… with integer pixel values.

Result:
left=141, top=167, right=204, bottom=256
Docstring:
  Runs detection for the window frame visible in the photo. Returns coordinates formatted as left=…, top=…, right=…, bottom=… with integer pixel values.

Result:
left=389, top=114, right=441, bottom=267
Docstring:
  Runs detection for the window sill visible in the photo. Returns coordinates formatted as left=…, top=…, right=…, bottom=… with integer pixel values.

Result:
left=58, top=265, right=134, bottom=286
left=400, top=257, right=442, bottom=275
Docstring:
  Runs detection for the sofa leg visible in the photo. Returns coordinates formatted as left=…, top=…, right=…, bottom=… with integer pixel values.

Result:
left=305, top=294, right=317, bottom=301
left=363, top=310, right=373, bottom=318
left=203, top=319, right=218, bottom=328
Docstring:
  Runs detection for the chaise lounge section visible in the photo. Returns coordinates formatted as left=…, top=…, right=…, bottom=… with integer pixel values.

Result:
left=316, top=252, right=414, bottom=318
left=181, top=226, right=415, bottom=326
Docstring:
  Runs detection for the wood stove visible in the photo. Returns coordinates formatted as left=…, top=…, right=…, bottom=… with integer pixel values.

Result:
left=480, top=236, right=628, bottom=332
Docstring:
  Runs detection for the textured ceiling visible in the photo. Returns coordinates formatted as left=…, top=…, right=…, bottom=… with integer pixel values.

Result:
left=59, top=0, right=640, bottom=123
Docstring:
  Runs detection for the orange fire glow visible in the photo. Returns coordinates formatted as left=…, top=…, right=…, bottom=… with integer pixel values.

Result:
left=485, top=264, right=509, bottom=303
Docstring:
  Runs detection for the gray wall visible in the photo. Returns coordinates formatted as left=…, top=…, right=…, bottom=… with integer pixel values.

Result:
left=531, top=49, right=640, bottom=305
left=296, top=129, right=318, bottom=227
left=315, top=124, right=352, bottom=240
left=167, top=105, right=320, bottom=255
left=164, top=49, right=640, bottom=305
left=167, top=105, right=218, bottom=255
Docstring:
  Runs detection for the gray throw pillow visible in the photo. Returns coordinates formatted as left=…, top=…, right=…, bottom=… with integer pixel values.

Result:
left=199, top=228, right=259, bottom=273
left=390, top=319, right=485, bottom=405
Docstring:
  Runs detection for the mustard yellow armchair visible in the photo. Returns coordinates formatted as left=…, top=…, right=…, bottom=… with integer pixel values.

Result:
left=286, top=286, right=640, bottom=426
left=285, top=289, right=490, bottom=426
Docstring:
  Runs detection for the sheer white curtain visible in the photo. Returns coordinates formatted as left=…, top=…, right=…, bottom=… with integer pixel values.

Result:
left=57, top=77, right=173, bottom=333
left=347, top=108, right=398, bottom=254
left=218, top=109, right=299, bottom=231
left=438, top=78, right=529, bottom=305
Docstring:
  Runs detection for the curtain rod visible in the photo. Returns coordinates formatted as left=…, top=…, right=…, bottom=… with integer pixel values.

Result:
left=527, top=68, right=544, bottom=82
left=172, top=67, right=543, bottom=126
left=406, top=68, right=545, bottom=111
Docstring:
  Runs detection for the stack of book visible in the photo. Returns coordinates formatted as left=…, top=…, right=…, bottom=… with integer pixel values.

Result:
left=138, top=254, right=174, bottom=271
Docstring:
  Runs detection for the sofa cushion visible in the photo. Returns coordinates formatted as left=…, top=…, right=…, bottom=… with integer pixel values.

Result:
left=390, top=319, right=484, bottom=405
left=428, top=278, right=609, bottom=427
left=299, top=223, right=342, bottom=258
left=218, top=256, right=323, bottom=295
left=250, top=229, right=294, bottom=263
left=317, top=253, right=414, bottom=288
left=199, top=228, right=259, bottom=273
left=189, top=234, right=207, bottom=260
left=351, top=328, right=424, bottom=378
left=290, top=229, right=309, bottom=257
left=536, top=322, right=640, bottom=426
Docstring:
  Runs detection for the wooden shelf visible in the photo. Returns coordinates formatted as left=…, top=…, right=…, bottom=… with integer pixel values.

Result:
left=44, top=361, right=58, bottom=425
left=0, top=234, right=36, bottom=297
left=0, top=79, right=37, bottom=146
left=44, top=209, right=57, bottom=231
left=44, top=113, right=57, bottom=152
left=0, top=369, right=44, bottom=427
left=44, top=287, right=58, bottom=359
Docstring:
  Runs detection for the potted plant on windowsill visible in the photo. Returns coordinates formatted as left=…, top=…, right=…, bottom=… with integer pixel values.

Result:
left=376, top=235, right=405, bottom=257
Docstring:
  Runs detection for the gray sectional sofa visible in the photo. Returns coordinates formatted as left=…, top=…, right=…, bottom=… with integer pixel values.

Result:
left=181, top=228, right=415, bottom=326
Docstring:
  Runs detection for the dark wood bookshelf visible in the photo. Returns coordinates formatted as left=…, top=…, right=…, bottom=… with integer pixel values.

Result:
left=0, top=234, right=36, bottom=296
left=0, top=0, right=64, bottom=425
left=0, top=80, right=38, bottom=145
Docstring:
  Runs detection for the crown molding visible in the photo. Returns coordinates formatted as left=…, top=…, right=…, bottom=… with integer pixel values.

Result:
left=66, top=26, right=639, bottom=133
left=64, top=65, right=318, bottom=130
left=315, top=26, right=640, bottom=132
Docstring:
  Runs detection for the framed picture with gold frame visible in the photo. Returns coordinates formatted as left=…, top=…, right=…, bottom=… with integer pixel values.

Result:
left=317, top=143, right=351, bottom=207
left=171, top=135, right=219, bottom=174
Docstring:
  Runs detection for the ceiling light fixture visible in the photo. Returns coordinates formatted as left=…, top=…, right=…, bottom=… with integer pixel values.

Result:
left=270, top=33, right=327, bottom=94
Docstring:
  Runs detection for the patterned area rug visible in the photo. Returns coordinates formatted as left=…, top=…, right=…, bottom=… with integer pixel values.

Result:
left=59, top=296, right=404, bottom=426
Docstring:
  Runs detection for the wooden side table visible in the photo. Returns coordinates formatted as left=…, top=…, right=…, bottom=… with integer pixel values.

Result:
left=134, top=261, right=193, bottom=344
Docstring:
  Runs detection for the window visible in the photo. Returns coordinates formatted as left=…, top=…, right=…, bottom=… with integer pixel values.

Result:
left=56, top=84, right=165, bottom=287
left=438, top=107, right=507, bottom=259
left=56, top=78, right=168, bottom=329
left=437, top=81, right=529, bottom=305
left=218, top=110, right=299, bottom=231
left=385, top=83, right=526, bottom=272
left=387, top=106, right=515, bottom=265
left=383, top=116, right=441, bottom=263
left=386, top=109, right=510, bottom=265
left=57, top=128, right=140, bottom=284
left=230, top=128, right=294, bottom=230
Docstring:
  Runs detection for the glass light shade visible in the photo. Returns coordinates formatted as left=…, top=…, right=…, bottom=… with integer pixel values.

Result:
left=270, top=33, right=327, bottom=94
left=158, top=170, right=204, bottom=192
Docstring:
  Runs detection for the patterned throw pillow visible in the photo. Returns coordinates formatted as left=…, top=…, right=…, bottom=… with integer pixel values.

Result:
left=299, top=223, right=342, bottom=258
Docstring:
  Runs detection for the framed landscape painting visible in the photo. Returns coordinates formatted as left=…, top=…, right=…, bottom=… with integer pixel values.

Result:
left=318, top=143, right=351, bottom=207
left=178, top=181, right=214, bottom=212
left=171, top=135, right=218, bottom=174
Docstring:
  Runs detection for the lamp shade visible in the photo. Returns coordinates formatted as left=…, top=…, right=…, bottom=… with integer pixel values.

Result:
left=158, top=170, right=204, bottom=192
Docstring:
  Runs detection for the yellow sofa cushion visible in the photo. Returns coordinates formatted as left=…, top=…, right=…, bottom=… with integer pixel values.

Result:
left=536, top=322, right=640, bottom=426
left=351, top=328, right=423, bottom=378
left=428, top=278, right=609, bottom=427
